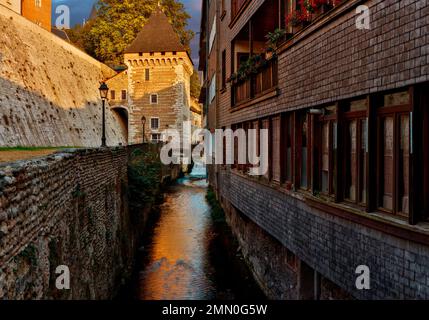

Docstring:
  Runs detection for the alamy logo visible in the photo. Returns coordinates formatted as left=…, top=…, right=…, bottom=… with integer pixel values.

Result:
left=55, top=5, right=71, bottom=29
left=160, top=121, right=269, bottom=176
left=356, top=5, right=370, bottom=30
left=55, top=265, right=70, bottom=290
left=355, top=265, right=370, bottom=290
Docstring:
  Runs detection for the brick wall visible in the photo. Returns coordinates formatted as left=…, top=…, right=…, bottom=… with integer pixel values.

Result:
left=218, top=170, right=429, bottom=299
left=217, top=0, right=429, bottom=126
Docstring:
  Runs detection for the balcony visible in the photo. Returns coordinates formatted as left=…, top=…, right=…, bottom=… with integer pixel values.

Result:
left=232, top=58, right=278, bottom=107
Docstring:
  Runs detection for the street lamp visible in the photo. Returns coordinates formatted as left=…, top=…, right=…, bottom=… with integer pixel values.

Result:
left=99, top=82, right=109, bottom=147
left=141, top=116, right=146, bottom=143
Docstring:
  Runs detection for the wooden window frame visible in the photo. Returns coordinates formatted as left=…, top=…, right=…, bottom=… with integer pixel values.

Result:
left=282, top=113, right=294, bottom=187
left=295, top=111, right=311, bottom=191
left=317, top=113, right=337, bottom=197
left=376, top=104, right=411, bottom=217
left=342, top=109, right=367, bottom=206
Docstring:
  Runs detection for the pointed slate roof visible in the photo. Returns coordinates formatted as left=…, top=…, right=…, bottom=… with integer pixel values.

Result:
left=125, top=10, right=186, bottom=54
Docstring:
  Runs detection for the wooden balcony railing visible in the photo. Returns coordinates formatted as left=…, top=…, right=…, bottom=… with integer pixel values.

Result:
left=232, top=58, right=278, bottom=107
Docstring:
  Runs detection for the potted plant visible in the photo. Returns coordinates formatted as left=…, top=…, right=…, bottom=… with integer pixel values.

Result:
left=265, top=28, right=287, bottom=60
left=313, top=0, right=333, bottom=14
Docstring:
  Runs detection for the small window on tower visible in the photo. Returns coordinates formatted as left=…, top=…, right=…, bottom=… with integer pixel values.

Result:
left=110, top=90, right=116, bottom=100
left=121, top=90, right=127, bottom=100
left=139, top=52, right=143, bottom=56
left=145, top=68, right=150, bottom=81
left=35, top=0, right=42, bottom=8
left=150, top=94, right=158, bottom=104
left=161, top=52, right=166, bottom=56
left=150, top=118, right=160, bottom=130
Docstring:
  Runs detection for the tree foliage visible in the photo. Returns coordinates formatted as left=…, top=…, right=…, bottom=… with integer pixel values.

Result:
left=190, top=70, right=201, bottom=99
left=69, top=0, right=194, bottom=66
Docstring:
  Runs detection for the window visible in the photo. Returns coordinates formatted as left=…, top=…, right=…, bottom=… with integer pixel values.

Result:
left=35, top=0, right=42, bottom=7
left=150, top=94, right=158, bottom=104
left=161, top=52, right=165, bottom=56
left=145, top=69, right=150, bottom=81
left=376, top=91, right=411, bottom=216
left=297, top=112, right=310, bottom=190
left=209, top=17, right=216, bottom=53
left=209, top=74, right=216, bottom=103
left=121, top=90, right=127, bottom=100
left=172, top=51, right=177, bottom=55
left=221, top=50, right=226, bottom=90
left=110, top=90, right=116, bottom=100
left=343, top=100, right=367, bottom=205
left=262, top=118, right=271, bottom=180
left=139, top=52, right=143, bottom=56
left=422, top=88, right=429, bottom=220
left=150, top=118, right=159, bottom=130
left=272, top=116, right=281, bottom=183
left=283, top=113, right=294, bottom=184
left=317, top=106, right=337, bottom=196
left=151, top=133, right=162, bottom=143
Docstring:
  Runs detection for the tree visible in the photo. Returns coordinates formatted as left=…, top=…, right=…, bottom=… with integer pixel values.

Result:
left=85, top=0, right=194, bottom=66
left=190, top=70, right=201, bottom=99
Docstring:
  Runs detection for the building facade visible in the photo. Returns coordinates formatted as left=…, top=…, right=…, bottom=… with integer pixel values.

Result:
left=107, top=10, right=194, bottom=145
left=0, top=0, right=51, bottom=31
left=199, top=0, right=429, bottom=299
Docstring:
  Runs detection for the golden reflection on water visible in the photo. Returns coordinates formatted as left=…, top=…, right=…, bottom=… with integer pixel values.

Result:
left=138, top=178, right=215, bottom=300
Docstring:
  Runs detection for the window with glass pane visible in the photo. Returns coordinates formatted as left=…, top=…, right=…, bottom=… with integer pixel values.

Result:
left=321, top=121, right=330, bottom=194
left=380, top=116, right=394, bottom=211
left=298, top=113, right=308, bottom=189
left=345, top=118, right=368, bottom=203
left=359, top=119, right=368, bottom=204
left=262, top=119, right=271, bottom=180
left=285, top=114, right=293, bottom=182
left=398, top=114, right=410, bottom=215
left=272, top=116, right=281, bottom=182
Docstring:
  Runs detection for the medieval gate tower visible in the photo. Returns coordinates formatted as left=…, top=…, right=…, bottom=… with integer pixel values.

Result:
left=107, top=9, right=194, bottom=145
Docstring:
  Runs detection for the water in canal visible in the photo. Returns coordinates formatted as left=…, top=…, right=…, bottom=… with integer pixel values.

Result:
left=128, top=165, right=265, bottom=300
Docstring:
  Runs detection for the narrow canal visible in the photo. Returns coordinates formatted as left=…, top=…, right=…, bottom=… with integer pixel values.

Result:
left=127, top=166, right=265, bottom=300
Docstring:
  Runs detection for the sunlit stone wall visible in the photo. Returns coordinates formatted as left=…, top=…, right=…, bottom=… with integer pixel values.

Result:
left=0, top=6, right=126, bottom=147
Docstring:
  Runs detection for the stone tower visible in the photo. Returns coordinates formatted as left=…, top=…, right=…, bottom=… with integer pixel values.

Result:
left=123, top=9, right=193, bottom=145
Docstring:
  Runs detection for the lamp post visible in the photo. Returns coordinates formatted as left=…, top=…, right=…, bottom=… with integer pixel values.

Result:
left=99, top=82, right=109, bottom=147
left=141, top=116, right=146, bottom=143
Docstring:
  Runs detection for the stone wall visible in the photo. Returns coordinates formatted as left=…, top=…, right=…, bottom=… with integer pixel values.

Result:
left=0, top=145, right=179, bottom=300
left=0, top=6, right=126, bottom=147
left=217, top=170, right=429, bottom=299
left=124, top=52, right=193, bottom=144
left=0, top=148, right=131, bottom=299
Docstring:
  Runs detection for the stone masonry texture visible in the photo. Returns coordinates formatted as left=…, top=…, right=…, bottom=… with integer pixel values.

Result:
left=0, top=6, right=126, bottom=147
left=0, top=145, right=172, bottom=299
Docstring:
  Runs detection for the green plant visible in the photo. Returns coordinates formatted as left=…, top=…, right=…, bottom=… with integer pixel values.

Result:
left=265, top=28, right=287, bottom=52
left=206, top=187, right=226, bottom=224
left=128, top=150, right=162, bottom=209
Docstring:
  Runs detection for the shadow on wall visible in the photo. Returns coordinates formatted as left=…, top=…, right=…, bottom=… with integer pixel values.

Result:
left=0, top=77, right=127, bottom=147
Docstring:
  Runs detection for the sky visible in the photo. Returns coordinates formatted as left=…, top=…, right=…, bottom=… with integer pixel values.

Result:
left=52, top=0, right=202, bottom=66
